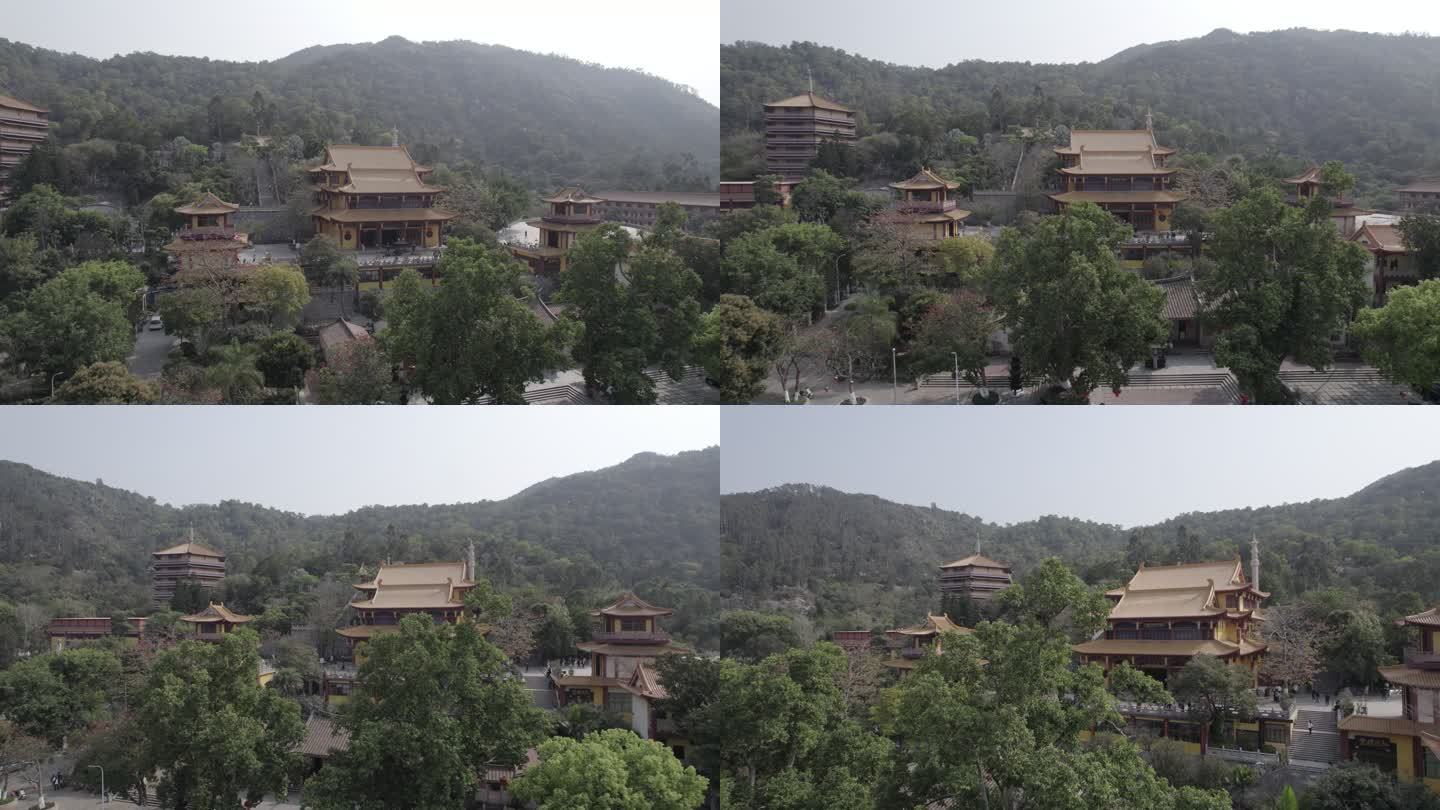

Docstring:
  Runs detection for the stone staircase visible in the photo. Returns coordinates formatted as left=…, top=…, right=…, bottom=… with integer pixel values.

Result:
left=1287, top=709, right=1342, bottom=766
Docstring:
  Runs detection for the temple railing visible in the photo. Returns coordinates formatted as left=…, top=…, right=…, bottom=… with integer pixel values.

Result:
left=895, top=199, right=956, bottom=213
left=589, top=631, right=672, bottom=644
left=1404, top=647, right=1440, bottom=670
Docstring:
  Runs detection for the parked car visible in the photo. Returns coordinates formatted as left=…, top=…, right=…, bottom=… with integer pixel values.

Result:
left=148, top=315, right=163, bottom=331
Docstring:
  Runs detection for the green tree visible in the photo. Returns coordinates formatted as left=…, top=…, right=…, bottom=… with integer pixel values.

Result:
left=253, top=331, right=315, bottom=390
left=0, top=647, right=122, bottom=744
left=561, top=224, right=702, bottom=403
left=995, top=557, right=1110, bottom=638
left=298, top=234, right=342, bottom=286
left=138, top=631, right=302, bottom=810
left=1398, top=212, right=1440, bottom=282
left=989, top=202, right=1168, bottom=397
left=720, top=610, right=801, bottom=662
left=0, top=233, right=48, bottom=302
left=821, top=295, right=898, bottom=403
left=51, top=361, right=159, bottom=403
left=1200, top=186, right=1369, bottom=402
left=248, top=263, right=311, bottom=327
left=3, top=264, right=139, bottom=376
left=1169, top=655, right=1259, bottom=750
left=788, top=170, right=878, bottom=234
left=169, top=578, right=209, bottom=614
left=931, top=234, right=996, bottom=289
left=303, top=615, right=546, bottom=810
left=1351, top=279, right=1440, bottom=392
left=315, top=339, right=395, bottom=404
left=1303, top=762, right=1440, bottom=810
left=383, top=239, right=571, bottom=403
left=905, top=291, right=996, bottom=392
left=695, top=294, right=784, bottom=403
left=204, top=340, right=266, bottom=403
left=510, top=728, right=707, bottom=810
left=158, top=287, right=225, bottom=354
left=722, top=229, right=825, bottom=323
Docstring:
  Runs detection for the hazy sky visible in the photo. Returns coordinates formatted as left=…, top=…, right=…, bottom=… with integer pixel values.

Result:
left=2, top=0, right=720, bottom=106
left=0, top=408, right=717, bottom=515
left=721, top=408, right=1440, bottom=527
left=722, top=0, right=1440, bottom=66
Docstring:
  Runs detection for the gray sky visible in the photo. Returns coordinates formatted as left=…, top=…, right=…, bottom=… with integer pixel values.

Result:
left=722, top=0, right=1440, bottom=66
left=0, top=408, right=717, bottom=515
left=3, top=0, right=719, bottom=106
left=721, top=408, right=1440, bottom=527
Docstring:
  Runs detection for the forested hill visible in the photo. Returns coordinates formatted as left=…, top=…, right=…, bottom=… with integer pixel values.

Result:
left=721, top=29, right=1440, bottom=200
left=0, top=35, right=719, bottom=189
left=0, top=446, right=718, bottom=610
left=722, top=461, right=1440, bottom=607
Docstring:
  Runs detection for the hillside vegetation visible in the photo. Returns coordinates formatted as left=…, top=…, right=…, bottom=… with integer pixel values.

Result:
left=721, top=29, right=1440, bottom=204
left=0, top=35, right=719, bottom=193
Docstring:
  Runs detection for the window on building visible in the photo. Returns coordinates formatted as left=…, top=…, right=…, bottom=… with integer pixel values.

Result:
left=1352, top=736, right=1397, bottom=773
left=620, top=618, right=647, bottom=632
left=1426, top=748, right=1440, bottom=779
left=605, top=691, right=632, bottom=715
left=1263, top=723, right=1290, bottom=744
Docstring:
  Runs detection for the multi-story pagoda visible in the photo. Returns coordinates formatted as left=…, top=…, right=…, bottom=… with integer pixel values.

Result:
left=509, top=187, right=605, bottom=274
left=163, top=192, right=248, bottom=274
left=884, top=169, right=972, bottom=242
left=1073, top=556, right=1267, bottom=685
left=1283, top=166, right=1370, bottom=238
left=882, top=613, right=971, bottom=675
left=0, top=93, right=49, bottom=209
left=763, top=91, right=857, bottom=179
left=939, top=553, right=1013, bottom=603
left=553, top=592, right=690, bottom=745
left=309, top=144, right=456, bottom=251
left=179, top=602, right=254, bottom=641
left=1339, top=605, right=1440, bottom=791
left=150, top=534, right=227, bottom=606
left=1050, top=120, right=1187, bottom=239
left=1398, top=179, right=1440, bottom=212
left=324, top=560, right=477, bottom=703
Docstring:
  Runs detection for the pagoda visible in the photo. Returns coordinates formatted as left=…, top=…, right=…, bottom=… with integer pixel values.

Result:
left=763, top=91, right=857, bottom=179
left=309, top=143, right=456, bottom=253
left=1350, top=222, right=1417, bottom=307
left=1050, top=119, right=1186, bottom=236
left=179, top=602, right=254, bottom=641
left=509, top=187, right=605, bottom=273
left=1283, top=166, right=1370, bottom=238
left=1072, top=557, right=1267, bottom=685
left=163, top=192, right=248, bottom=274
left=150, top=533, right=227, bottom=606
left=938, top=553, right=1013, bottom=603
left=882, top=613, right=971, bottom=675
left=1338, top=605, right=1440, bottom=790
left=553, top=592, right=690, bottom=744
left=884, top=168, right=971, bottom=242
left=324, top=559, right=476, bottom=704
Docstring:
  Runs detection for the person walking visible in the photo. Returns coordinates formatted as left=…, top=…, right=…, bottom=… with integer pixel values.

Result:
left=1307, top=720, right=1315, bottom=735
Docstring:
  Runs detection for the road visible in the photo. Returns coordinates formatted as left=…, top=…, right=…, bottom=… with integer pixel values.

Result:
left=127, top=326, right=178, bottom=379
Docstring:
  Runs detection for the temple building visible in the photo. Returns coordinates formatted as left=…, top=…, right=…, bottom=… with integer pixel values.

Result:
left=309, top=144, right=455, bottom=252
left=46, top=617, right=149, bottom=652
left=1398, top=179, right=1440, bottom=212
left=0, top=93, right=49, bottom=208
left=1283, top=166, right=1370, bottom=237
left=1050, top=122, right=1188, bottom=254
left=324, top=559, right=477, bottom=704
left=884, top=169, right=972, bottom=242
left=1072, top=557, right=1268, bottom=685
left=719, top=179, right=796, bottom=211
left=1350, top=222, right=1417, bottom=307
left=882, top=613, right=970, bottom=675
left=594, top=191, right=721, bottom=232
left=1338, top=605, right=1440, bottom=793
left=763, top=91, right=857, bottom=179
left=509, top=187, right=605, bottom=273
left=938, top=553, right=1013, bottom=603
left=552, top=593, right=690, bottom=750
left=179, top=602, right=254, bottom=641
left=1156, top=274, right=1208, bottom=348
left=151, top=535, right=227, bottom=606
left=163, top=192, right=248, bottom=274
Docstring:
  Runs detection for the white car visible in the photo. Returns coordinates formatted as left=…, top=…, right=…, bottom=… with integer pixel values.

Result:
left=147, top=315, right=163, bottom=331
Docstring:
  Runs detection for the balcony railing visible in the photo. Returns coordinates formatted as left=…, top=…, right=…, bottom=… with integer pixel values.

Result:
left=589, top=630, right=672, bottom=644
left=896, top=199, right=956, bottom=213
left=1114, top=699, right=1293, bottom=721
left=176, top=225, right=241, bottom=241
left=899, top=648, right=928, bottom=660
left=1404, top=647, right=1440, bottom=670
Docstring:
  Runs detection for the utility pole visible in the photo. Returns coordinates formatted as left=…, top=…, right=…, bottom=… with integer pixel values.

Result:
left=88, top=765, right=106, bottom=805
left=892, top=348, right=898, bottom=404
left=952, top=352, right=960, bottom=404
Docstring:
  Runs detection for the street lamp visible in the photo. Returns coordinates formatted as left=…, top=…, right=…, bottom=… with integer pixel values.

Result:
left=50, top=371, right=64, bottom=398
left=951, top=352, right=960, bottom=405
left=830, top=251, right=849, bottom=311
left=88, top=764, right=106, bottom=805
left=891, top=348, right=898, bottom=404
